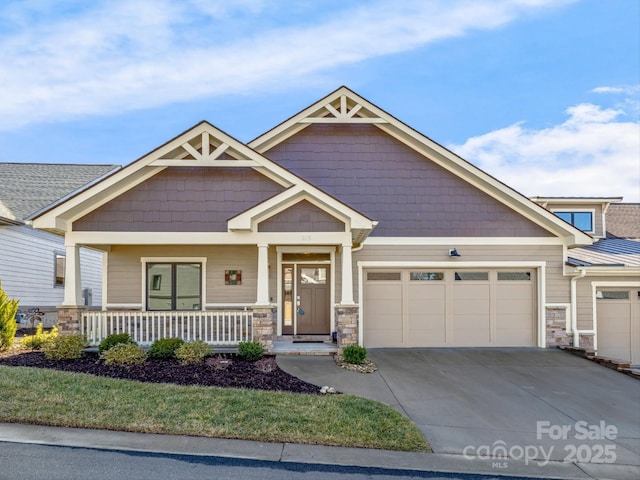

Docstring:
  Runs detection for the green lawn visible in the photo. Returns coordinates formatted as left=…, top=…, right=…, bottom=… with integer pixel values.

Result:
left=0, top=365, right=430, bottom=452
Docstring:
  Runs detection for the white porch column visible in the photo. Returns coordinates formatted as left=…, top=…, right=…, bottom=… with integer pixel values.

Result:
left=63, top=243, right=83, bottom=306
left=256, top=244, right=270, bottom=306
left=340, top=243, right=355, bottom=305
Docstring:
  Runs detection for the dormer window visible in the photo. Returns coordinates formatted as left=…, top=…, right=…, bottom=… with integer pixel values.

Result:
left=555, top=211, right=593, bottom=232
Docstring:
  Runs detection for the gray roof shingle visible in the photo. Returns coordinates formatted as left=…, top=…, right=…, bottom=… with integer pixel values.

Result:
left=0, top=163, right=120, bottom=223
left=606, top=203, right=640, bottom=239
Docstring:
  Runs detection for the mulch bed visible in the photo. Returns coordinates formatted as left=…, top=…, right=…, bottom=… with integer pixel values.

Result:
left=0, top=351, right=321, bottom=395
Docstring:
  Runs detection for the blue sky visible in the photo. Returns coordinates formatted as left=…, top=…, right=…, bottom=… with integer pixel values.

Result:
left=1, top=0, right=638, bottom=201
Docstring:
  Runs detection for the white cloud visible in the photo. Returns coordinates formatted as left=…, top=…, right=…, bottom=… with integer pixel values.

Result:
left=449, top=92, right=640, bottom=202
left=0, top=0, right=571, bottom=130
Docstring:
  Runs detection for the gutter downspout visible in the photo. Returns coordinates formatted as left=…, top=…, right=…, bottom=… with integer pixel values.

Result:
left=570, top=268, right=587, bottom=347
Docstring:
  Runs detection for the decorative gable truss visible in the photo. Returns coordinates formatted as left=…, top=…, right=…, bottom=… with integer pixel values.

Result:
left=299, top=94, right=387, bottom=124
left=149, top=131, right=260, bottom=168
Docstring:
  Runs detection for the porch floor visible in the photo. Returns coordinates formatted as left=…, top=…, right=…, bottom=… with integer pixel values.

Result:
left=272, top=341, right=337, bottom=356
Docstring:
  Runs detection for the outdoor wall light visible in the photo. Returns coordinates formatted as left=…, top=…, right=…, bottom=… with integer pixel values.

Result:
left=449, top=248, right=461, bottom=257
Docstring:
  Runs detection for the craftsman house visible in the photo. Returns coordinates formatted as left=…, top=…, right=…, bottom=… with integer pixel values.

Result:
left=29, top=87, right=639, bottom=364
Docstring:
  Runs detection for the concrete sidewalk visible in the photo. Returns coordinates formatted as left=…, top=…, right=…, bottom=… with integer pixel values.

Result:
left=2, top=422, right=637, bottom=480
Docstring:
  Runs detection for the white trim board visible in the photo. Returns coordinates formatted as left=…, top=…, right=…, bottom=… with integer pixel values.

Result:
left=363, top=237, right=566, bottom=245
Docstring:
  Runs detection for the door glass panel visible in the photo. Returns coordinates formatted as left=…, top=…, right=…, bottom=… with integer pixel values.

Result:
left=147, top=264, right=172, bottom=310
left=283, top=266, right=294, bottom=327
left=300, top=267, right=326, bottom=284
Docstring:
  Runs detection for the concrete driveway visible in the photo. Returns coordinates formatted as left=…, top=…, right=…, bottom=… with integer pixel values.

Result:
left=277, top=348, right=640, bottom=470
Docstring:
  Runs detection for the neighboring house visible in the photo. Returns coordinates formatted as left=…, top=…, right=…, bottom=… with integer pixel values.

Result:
left=0, top=163, right=120, bottom=325
left=532, top=198, right=640, bottom=366
left=29, top=87, right=639, bottom=366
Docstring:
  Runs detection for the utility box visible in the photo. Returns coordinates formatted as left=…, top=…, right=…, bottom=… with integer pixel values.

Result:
left=82, top=288, right=93, bottom=307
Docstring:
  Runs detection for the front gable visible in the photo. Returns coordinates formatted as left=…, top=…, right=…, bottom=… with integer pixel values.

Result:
left=257, top=199, right=345, bottom=233
left=32, top=120, right=374, bottom=241
left=250, top=87, right=593, bottom=247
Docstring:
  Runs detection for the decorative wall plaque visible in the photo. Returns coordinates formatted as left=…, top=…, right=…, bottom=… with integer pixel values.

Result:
left=225, top=270, right=242, bottom=285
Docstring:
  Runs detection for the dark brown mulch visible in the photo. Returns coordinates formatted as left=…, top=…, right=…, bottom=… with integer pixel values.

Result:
left=0, top=351, right=320, bottom=395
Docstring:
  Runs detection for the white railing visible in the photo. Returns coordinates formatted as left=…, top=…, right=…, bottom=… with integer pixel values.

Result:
left=82, top=310, right=253, bottom=346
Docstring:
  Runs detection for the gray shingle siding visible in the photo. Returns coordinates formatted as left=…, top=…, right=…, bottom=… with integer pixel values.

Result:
left=264, top=124, right=552, bottom=237
left=73, top=167, right=285, bottom=232
left=258, top=200, right=345, bottom=232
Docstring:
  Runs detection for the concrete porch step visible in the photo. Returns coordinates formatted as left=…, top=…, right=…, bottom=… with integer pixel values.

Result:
left=272, top=340, right=337, bottom=356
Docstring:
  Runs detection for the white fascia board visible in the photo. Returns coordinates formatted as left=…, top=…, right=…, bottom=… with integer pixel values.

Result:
left=66, top=230, right=352, bottom=246
left=531, top=197, right=623, bottom=204
left=580, top=267, right=640, bottom=277
left=363, top=237, right=565, bottom=246
left=358, top=260, right=545, bottom=268
left=591, top=280, right=640, bottom=287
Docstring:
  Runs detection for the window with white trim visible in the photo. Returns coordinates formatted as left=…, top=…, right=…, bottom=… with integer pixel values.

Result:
left=555, top=211, right=593, bottom=232
left=54, top=251, right=65, bottom=287
left=146, top=263, right=201, bottom=310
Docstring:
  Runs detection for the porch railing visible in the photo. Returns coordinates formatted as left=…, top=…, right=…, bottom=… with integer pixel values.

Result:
left=82, top=310, right=253, bottom=346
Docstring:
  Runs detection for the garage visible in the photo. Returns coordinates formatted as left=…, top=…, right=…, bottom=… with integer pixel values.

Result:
left=596, top=288, right=640, bottom=365
left=363, top=269, right=537, bottom=348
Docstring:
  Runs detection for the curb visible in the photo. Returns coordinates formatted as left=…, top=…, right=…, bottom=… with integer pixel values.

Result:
left=2, top=423, right=639, bottom=479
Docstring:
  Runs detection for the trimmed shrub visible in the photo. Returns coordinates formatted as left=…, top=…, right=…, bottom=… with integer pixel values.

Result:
left=342, top=345, right=367, bottom=365
left=175, top=340, right=212, bottom=365
left=43, top=334, right=87, bottom=360
left=98, top=333, right=136, bottom=354
left=0, top=281, right=19, bottom=351
left=20, top=323, right=59, bottom=350
left=149, top=337, right=185, bottom=359
left=237, top=340, right=265, bottom=362
left=102, top=343, right=147, bottom=366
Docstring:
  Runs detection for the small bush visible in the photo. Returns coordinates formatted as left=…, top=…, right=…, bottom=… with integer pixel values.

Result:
left=237, top=340, right=265, bottom=362
left=102, top=343, right=147, bottom=366
left=43, top=334, right=87, bottom=360
left=149, top=337, right=185, bottom=359
left=175, top=340, right=212, bottom=365
left=342, top=345, right=367, bottom=365
left=98, top=333, right=136, bottom=354
left=0, top=281, right=19, bottom=351
left=20, top=323, right=59, bottom=350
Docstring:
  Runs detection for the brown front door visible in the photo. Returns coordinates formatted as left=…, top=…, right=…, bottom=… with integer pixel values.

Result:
left=282, top=264, right=330, bottom=335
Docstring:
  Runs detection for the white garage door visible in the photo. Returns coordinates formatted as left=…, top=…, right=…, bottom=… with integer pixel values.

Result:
left=364, top=269, right=536, bottom=348
left=596, top=289, right=640, bottom=365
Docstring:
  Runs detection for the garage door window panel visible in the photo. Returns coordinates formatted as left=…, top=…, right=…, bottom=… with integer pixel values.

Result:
left=410, top=272, right=444, bottom=281
left=455, top=272, right=489, bottom=281
left=597, top=291, right=629, bottom=300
